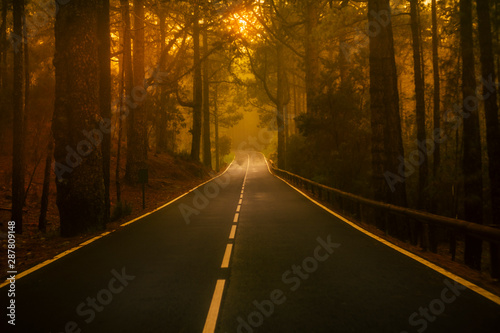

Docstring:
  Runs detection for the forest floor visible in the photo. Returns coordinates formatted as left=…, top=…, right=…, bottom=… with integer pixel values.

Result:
left=0, top=150, right=220, bottom=281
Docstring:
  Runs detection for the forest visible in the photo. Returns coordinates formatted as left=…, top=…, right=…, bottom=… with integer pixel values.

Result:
left=0, top=0, right=499, bottom=279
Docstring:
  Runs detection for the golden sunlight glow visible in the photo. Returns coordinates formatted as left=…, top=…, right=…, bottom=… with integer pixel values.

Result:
left=226, top=9, right=261, bottom=43
left=236, top=17, right=248, bottom=34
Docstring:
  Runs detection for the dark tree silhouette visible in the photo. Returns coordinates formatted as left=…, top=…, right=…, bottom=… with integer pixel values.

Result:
left=53, top=0, right=105, bottom=236
left=39, top=139, right=53, bottom=232
left=410, top=0, right=428, bottom=210
left=156, top=7, right=168, bottom=154
left=203, top=26, right=212, bottom=168
left=431, top=0, right=441, bottom=178
left=304, top=0, right=320, bottom=117
left=126, top=0, right=148, bottom=183
left=368, top=0, right=407, bottom=209
left=191, top=4, right=203, bottom=162
left=460, top=0, right=483, bottom=270
left=476, top=0, right=500, bottom=277
left=98, top=0, right=111, bottom=224
left=12, top=0, right=25, bottom=234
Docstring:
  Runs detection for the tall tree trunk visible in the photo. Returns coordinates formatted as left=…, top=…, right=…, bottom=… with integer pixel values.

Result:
left=39, top=139, right=53, bottom=233
left=410, top=0, right=428, bottom=210
left=0, top=0, right=6, bottom=151
left=191, top=5, right=202, bottom=162
left=120, top=0, right=133, bottom=107
left=0, top=0, right=7, bottom=128
left=293, top=74, right=298, bottom=136
left=0, top=0, right=6, bottom=90
left=431, top=0, right=441, bottom=177
left=125, top=0, right=148, bottom=183
left=368, top=0, right=407, bottom=232
left=53, top=0, right=105, bottom=237
left=23, top=10, right=30, bottom=167
left=305, top=0, right=320, bottom=117
left=98, top=0, right=111, bottom=225
left=495, top=0, right=500, bottom=99
left=156, top=9, right=168, bottom=154
left=117, top=0, right=132, bottom=202
left=214, top=84, right=220, bottom=171
left=116, top=59, right=125, bottom=204
left=460, top=0, right=483, bottom=270
left=202, top=27, right=212, bottom=168
left=12, top=0, right=25, bottom=234
left=167, top=95, right=177, bottom=152
left=276, top=42, right=286, bottom=169
left=476, top=0, right=500, bottom=278
left=427, top=0, right=441, bottom=253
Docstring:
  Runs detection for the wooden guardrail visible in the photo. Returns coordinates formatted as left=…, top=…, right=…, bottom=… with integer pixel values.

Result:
left=271, top=166, right=500, bottom=275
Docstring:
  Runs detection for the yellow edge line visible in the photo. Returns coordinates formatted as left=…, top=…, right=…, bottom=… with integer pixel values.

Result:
left=266, top=158, right=500, bottom=306
left=221, top=244, right=233, bottom=268
left=121, top=157, right=236, bottom=227
left=0, top=230, right=109, bottom=288
left=202, top=279, right=226, bottom=333
left=0, top=158, right=236, bottom=289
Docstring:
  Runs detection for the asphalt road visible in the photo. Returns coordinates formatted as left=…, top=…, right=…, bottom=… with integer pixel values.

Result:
left=1, top=151, right=499, bottom=333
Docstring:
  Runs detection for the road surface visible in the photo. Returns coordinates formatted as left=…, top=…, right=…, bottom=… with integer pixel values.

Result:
left=1, top=151, right=499, bottom=333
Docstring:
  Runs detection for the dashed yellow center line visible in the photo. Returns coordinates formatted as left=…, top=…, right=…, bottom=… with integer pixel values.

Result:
left=221, top=244, right=233, bottom=268
left=202, top=279, right=226, bottom=333
left=229, top=225, right=237, bottom=240
left=203, top=154, right=250, bottom=333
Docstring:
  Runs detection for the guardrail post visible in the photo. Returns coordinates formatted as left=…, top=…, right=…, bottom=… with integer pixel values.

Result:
left=357, top=201, right=362, bottom=222
left=384, top=212, right=389, bottom=236
left=489, top=224, right=500, bottom=279
left=450, top=230, right=456, bottom=261
left=421, top=222, right=430, bottom=251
